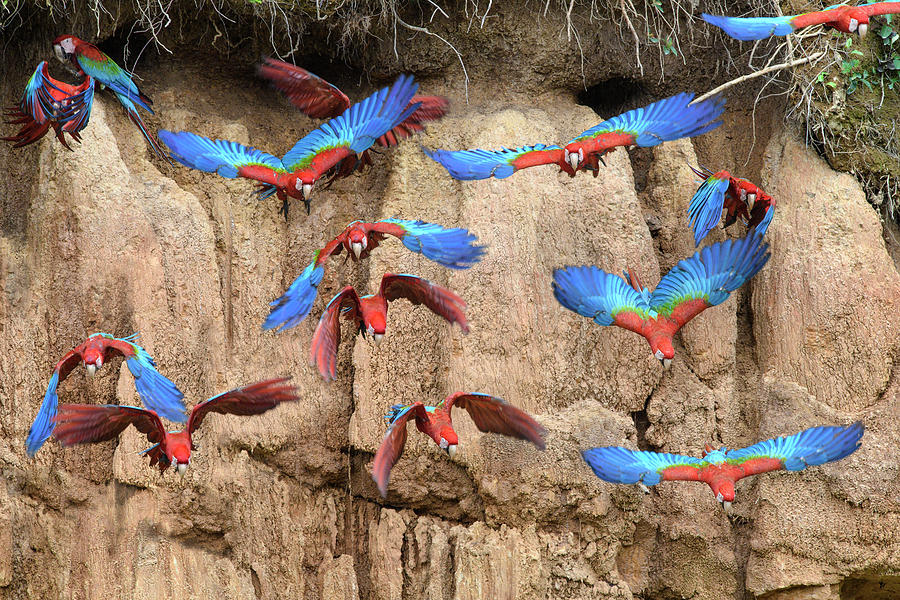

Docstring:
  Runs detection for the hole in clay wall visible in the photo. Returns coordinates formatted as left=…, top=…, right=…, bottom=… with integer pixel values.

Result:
left=840, top=576, right=900, bottom=600
left=577, top=76, right=649, bottom=120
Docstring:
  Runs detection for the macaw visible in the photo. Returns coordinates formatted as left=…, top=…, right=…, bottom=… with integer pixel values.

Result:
left=26, top=333, right=186, bottom=457
left=372, top=392, right=547, bottom=497
left=687, top=166, right=775, bottom=246
left=552, top=228, right=770, bottom=368
left=702, top=2, right=900, bottom=40
left=264, top=219, right=486, bottom=332
left=3, top=61, right=94, bottom=150
left=310, top=273, right=468, bottom=380
left=51, top=35, right=167, bottom=159
left=259, top=58, right=448, bottom=178
left=423, top=92, right=726, bottom=180
left=158, top=74, right=421, bottom=219
left=52, top=377, right=299, bottom=474
left=582, top=421, right=864, bottom=509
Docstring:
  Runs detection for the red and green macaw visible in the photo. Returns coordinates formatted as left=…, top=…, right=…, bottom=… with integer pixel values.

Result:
left=687, top=166, right=775, bottom=246
left=52, top=378, right=298, bottom=474
left=4, top=61, right=94, bottom=150
left=582, top=422, right=864, bottom=509
left=372, top=392, right=546, bottom=497
left=310, top=273, right=468, bottom=381
left=263, top=218, right=485, bottom=332
left=552, top=229, right=770, bottom=368
left=423, top=92, right=725, bottom=180
left=702, top=2, right=900, bottom=40
left=159, top=75, right=421, bottom=219
left=26, top=333, right=186, bottom=457
left=51, top=35, right=166, bottom=159
left=259, top=58, right=448, bottom=179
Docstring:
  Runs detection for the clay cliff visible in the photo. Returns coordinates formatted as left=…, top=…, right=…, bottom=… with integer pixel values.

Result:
left=0, top=1, right=898, bottom=599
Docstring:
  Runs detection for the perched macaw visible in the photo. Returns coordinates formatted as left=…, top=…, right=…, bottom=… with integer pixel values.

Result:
left=372, top=392, right=547, bottom=497
left=310, top=273, right=468, bottom=380
left=51, top=35, right=167, bottom=159
left=3, top=61, right=94, bottom=150
left=264, top=219, right=485, bottom=332
left=159, top=75, right=421, bottom=219
left=687, top=166, right=775, bottom=246
left=423, top=92, right=725, bottom=180
left=26, top=333, right=186, bottom=457
left=582, top=421, right=864, bottom=509
left=52, top=378, right=299, bottom=474
left=552, top=229, right=770, bottom=368
left=702, top=2, right=900, bottom=40
left=259, top=58, right=448, bottom=178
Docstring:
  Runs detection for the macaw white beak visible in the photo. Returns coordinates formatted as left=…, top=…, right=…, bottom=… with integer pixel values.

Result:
left=53, top=45, right=67, bottom=63
left=447, top=444, right=457, bottom=459
left=858, top=23, right=868, bottom=38
left=723, top=501, right=732, bottom=512
left=373, top=333, right=383, bottom=346
left=566, top=148, right=582, bottom=171
left=746, top=193, right=757, bottom=211
left=350, top=242, right=363, bottom=259
left=663, top=358, right=672, bottom=370
left=638, top=483, right=650, bottom=494
left=177, top=463, right=187, bottom=476
left=85, top=363, right=97, bottom=376
left=301, top=183, right=313, bottom=199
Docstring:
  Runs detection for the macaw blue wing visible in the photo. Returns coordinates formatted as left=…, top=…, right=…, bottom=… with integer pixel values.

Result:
left=552, top=265, right=655, bottom=326
left=75, top=53, right=152, bottom=113
left=124, top=345, right=186, bottom=423
left=423, top=144, right=564, bottom=180
left=25, top=371, right=61, bottom=457
left=755, top=202, right=775, bottom=237
left=688, top=174, right=731, bottom=246
left=159, top=130, right=286, bottom=178
left=726, top=422, right=864, bottom=471
left=582, top=446, right=706, bottom=485
left=263, top=259, right=325, bottom=332
left=651, top=228, right=770, bottom=317
left=381, top=218, right=486, bottom=268
left=701, top=13, right=797, bottom=41
left=568, top=92, right=726, bottom=146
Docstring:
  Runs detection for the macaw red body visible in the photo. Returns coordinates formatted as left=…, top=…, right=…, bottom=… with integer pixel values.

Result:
left=582, top=422, right=865, bottom=508
left=703, top=3, right=900, bottom=40
left=53, top=378, right=299, bottom=473
left=372, top=392, right=547, bottom=496
left=310, top=273, right=468, bottom=380
left=687, top=166, right=776, bottom=246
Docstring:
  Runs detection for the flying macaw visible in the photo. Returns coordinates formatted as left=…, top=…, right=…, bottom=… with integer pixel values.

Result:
left=51, top=35, right=167, bottom=159
left=158, top=74, right=421, bottom=219
left=552, top=229, right=770, bottom=368
left=372, top=392, right=547, bottom=497
left=259, top=58, right=448, bottom=178
left=3, top=61, right=94, bottom=150
left=310, top=273, right=468, bottom=380
left=52, top=377, right=299, bottom=474
left=423, top=92, right=726, bottom=180
left=687, top=166, right=775, bottom=246
left=582, top=421, right=864, bottom=509
left=26, top=333, right=186, bottom=457
left=264, top=219, right=486, bottom=332
left=702, top=2, right=900, bottom=40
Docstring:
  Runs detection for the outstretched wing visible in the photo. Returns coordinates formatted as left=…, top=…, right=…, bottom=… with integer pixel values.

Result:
left=423, top=144, right=569, bottom=180
left=103, top=336, right=187, bottom=423
left=377, top=95, right=449, bottom=147
left=582, top=446, right=706, bottom=485
left=53, top=404, right=166, bottom=448
left=379, top=273, right=469, bottom=333
left=159, top=130, right=286, bottom=185
left=864, top=2, right=900, bottom=17
left=552, top=266, right=654, bottom=335
left=650, top=228, right=770, bottom=328
left=700, top=12, right=802, bottom=40
left=281, top=74, right=420, bottom=173
left=568, top=92, right=726, bottom=148
left=687, top=167, right=732, bottom=246
left=374, top=219, right=486, bottom=269
left=443, top=392, right=546, bottom=449
left=188, top=377, right=299, bottom=433
left=258, top=59, right=351, bottom=118
left=309, top=286, right=362, bottom=381
left=371, top=401, right=430, bottom=497
left=726, top=422, right=864, bottom=475
left=25, top=349, right=83, bottom=456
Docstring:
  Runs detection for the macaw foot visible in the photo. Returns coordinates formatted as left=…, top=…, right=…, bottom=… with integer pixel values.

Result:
left=303, top=198, right=312, bottom=216
left=279, top=197, right=290, bottom=221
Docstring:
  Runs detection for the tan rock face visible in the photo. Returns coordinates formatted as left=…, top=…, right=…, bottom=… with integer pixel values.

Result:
left=1, top=16, right=898, bottom=600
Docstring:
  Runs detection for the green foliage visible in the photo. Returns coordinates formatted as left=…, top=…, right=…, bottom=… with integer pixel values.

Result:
left=836, top=18, right=900, bottom=94
left=648, top=34, right=677, bottom=56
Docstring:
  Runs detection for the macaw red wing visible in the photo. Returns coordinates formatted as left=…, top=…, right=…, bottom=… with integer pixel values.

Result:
left=309, top=286, right=362, bottom=381
left=53, top=404, right=166, bottom=447
left=371, top=401, right=430, bottom=497
left=863, top=2, right=900, bottom=17
left=443, top=392, right=546, bottom=449
left=582, top=446, right=705, bottom=485
left=258, top=59, right=351, bottom=119
left=379, top=273, right=469, bottom=333
left=376, top=95, right=449, bottom=147
left=423, top=144, right=573, bottom=180
left=188, top=377, right=298, bottom=433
